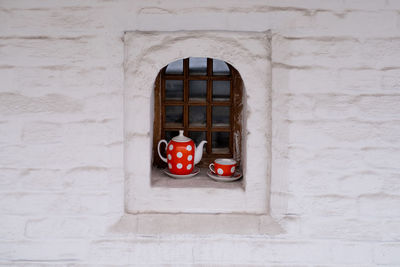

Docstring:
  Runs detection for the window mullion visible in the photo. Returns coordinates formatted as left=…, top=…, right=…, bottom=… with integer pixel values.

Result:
left=206, top=58, right=213, bottom=154
left=183, top=58, right=189, bottom=136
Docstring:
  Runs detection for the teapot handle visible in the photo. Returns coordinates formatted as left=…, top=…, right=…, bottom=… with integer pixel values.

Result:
left=157, top=139, right=168, bottom=163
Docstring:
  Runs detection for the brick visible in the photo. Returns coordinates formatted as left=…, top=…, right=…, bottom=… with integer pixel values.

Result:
left=25, top=216, right=110, bottom=238
left=331, top=242, right=374, bottom=264
left=284, top=94, right=400, bottom=121
left=0, top=168, right=20, bottom=191
left=272, top=67, right=337, bottom=94
left=0, top=36, right=109, bottom=67
left=0, top=215, right=26, bottom=239
left=19, top=168, right=64, bottom=191
left=273, top=36, right=400, bottom=69
left=314, top=217, right=400, bottom=241
left=358, top=194, right=400, bottom=218
left=312, top=11, right=399, bottom=37
left=0, top=143, right=120, bottom=169
left=288, top=168, right=388, bottom=197
left=0, top=93, right=83, bottom=115
left=274, top=66, right=400, bottom=95
left=0, top=240, right=88, bottom=262
left=21, top=119, right=121, bottom=146
left=374, top=243, right=400, bottom=265
left=382, top=69, right=400, bottom=91
left=0, top=192, right=111, bottom=215
left=63, top=166, right=110, bottom=192
left=194, top=240, right=332, bottom=264
left=300, top=217, right=386, bottom=240
left=0, top=65, right=118, bottom=97
left=62, top=120, right=122, bottom=146
left=82, top=93, right=123, bottom=120
left=337, top=69, right=386, bottom=93
left=289, top=147, right=400, bottom=172
left=288, top=120, right=400, bottom=148
left=18, top=167, right=113, bottom=193
left=357, top=95, right=400, bottom=120
left=21, top=121, right=63, bottom=144
left=287, top=193, right=358, bottom=217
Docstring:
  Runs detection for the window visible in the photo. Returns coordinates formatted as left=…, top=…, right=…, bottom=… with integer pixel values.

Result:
left=152, top=57, right=243, bottom=168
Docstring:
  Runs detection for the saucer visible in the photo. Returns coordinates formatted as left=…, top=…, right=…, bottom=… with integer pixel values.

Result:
left=207, top=170, right=243, bottom=182
left=164, top=167, right=200, bottom=179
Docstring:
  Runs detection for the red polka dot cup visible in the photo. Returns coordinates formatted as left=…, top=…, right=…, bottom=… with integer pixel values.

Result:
left=158, top=130, right=207, bottom=175
left=209, top=158, right=237, bottom=177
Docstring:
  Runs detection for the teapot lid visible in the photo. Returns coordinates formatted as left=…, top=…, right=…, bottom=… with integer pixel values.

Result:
left=172, top=130, right=191, bottom=142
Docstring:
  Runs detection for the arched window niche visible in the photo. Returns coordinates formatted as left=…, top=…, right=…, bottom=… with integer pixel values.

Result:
left=124, top=31, right=271, bottom=214
left=152, top=57, right=245, bottom=181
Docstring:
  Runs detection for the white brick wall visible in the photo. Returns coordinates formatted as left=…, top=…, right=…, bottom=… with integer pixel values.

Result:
left=1, top=0, right=399, bottom=265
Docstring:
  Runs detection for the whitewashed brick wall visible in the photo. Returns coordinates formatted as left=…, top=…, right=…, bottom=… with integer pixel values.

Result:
left=1, top=0, right=399, bottom=265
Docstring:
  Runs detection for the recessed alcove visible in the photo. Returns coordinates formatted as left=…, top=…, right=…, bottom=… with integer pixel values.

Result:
left=124, top=31, right=271, bottom=214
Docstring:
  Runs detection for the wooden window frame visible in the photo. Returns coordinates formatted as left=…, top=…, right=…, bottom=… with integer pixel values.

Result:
left=153, top=58, right=243, bottom=168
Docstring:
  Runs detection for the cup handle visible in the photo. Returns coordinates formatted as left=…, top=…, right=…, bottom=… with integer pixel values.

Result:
left=157, top=140, right=168, bottom=163
left=209, top=163, right=215, bottom=174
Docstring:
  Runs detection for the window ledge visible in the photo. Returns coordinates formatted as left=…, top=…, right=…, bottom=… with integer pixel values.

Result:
left=110, top=213, right=283, bottom=235
left=151, top=167, right=244, bottom=190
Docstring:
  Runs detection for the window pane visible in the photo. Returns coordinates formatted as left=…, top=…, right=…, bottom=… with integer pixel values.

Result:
left=189, top=106, right=207, bottom=127
left=189, top=80, right=207, bottom=101
left=213, top=59, right=230, bottom=75
left=212, top=106, right=230, bottom=126
left=165, top=59, right=183, bottom=75
left=189, top=57, right=207, bottom=75
left=165, top=130, right=179, bottom=142
left=212, top=132, right=230, bottom=153
left=213, top=81, right=230, bottom=101
left=165, top=80, right=183, bottom=101
left=188, top=131, right=207, bottom=148
left=165, top=106, right=183, bottom=126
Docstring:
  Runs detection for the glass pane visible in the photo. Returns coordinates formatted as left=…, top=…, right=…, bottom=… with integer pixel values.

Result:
left=213, top=81, right=230, bottom=101
left=212, top=106, right=230, bottom=126
left=189, top=106, right=207, bottom=127
left=165, top=106, right=183, bottom=126
left=165, top=59, right=183, bottom=75
left=189, top=57, right=207, bottom=75
left=165, top=130, right=179, bottom=142
left=165, top=80, right=183, bottom=101
left=213, top=59, right=230, bottom=75
left=188, top=131, right=207, bottom=148
left=212, top=132, right=230, bottom=153
left=189, top=80, right=207, bottom=101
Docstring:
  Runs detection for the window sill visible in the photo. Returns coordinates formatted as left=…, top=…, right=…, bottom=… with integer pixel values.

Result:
left=151, top=167, right=244, bottom=190
left=110, top=213, right=283, bottom=235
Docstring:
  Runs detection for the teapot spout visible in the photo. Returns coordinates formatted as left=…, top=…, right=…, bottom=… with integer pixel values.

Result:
left=194, top=140, right=207, bottom=165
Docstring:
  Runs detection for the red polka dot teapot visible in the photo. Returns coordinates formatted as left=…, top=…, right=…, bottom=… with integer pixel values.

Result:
left=157, top=130, right=207, bottom=175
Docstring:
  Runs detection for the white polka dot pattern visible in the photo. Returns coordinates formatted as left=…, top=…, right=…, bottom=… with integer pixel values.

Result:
left=187, top=155, right=193, bottom=161
left=186, top=145, right=192, bottom=151
left=217, top=168, right=223, bottom=175
left=168, top=163, right=172, bottom=169
left=169, top=144, right=174, bottom=150
left=167, top=154, right=172, bottom=160
left=231, top=166, right=235, bottom=173
left=177, top=163, right=183, bottom=169
left=176, top=152, right=182, bottom=158
left=187, top=164, right=192, bottom=170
